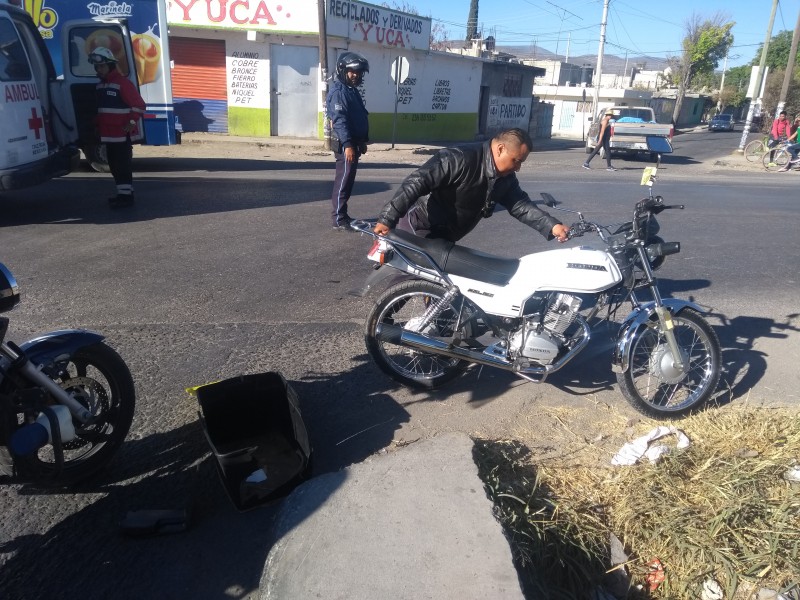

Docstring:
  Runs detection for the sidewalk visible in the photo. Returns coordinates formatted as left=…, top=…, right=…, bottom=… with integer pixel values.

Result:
left=259, top=433, right=525, bottom=600
left=168, top=130, right=774, bottom=175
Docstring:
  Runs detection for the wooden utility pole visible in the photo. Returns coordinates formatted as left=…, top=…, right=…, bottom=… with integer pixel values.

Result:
left=737, top=0, right=779, bottom=152
left=776, top=9, right=800, bottom=117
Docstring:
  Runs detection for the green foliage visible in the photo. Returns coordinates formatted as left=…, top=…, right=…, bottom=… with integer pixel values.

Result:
left=716, top=65, right=751, bottom=110
left=724, top=65, right=751, bottom=95
left=686, top=21, right=734, bottom=77
left=761, top=67, right=800, bottom=121
left=672, top=14, right=735, bottom=124
left=751, top=30, right=794, bottom=70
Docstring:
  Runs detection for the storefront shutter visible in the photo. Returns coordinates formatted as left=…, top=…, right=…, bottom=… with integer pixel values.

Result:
left=169, top=37, right=228, bottom=133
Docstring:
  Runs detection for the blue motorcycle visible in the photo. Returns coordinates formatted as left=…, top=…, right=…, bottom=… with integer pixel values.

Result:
left=0, top=262, right=135, bottom=485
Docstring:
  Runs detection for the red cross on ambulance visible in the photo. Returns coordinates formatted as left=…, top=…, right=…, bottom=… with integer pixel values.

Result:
left=28, top=107, right=44, bottom=140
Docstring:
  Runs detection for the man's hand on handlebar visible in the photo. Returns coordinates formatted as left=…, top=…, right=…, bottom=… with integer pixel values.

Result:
left=373, top=222, right=390, bottom=236
left=552, top=223, right=570, bottom=242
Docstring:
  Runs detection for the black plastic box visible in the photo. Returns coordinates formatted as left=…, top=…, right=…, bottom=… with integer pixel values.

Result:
left=196, top=373, right=312, bottom=511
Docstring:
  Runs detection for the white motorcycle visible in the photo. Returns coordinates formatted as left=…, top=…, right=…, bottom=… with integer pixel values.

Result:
left=352, top=170, right=721, bottom=418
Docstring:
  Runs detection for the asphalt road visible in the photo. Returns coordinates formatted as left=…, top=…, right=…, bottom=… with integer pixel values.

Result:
left=0, top=128, right=798, bottom=599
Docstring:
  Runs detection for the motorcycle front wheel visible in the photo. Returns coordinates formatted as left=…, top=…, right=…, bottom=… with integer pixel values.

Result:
left=365, top=280, right=470, bottom=389
left=617, top=308, right=721, bottom=418
left=1, top=342, right=135, bottom=485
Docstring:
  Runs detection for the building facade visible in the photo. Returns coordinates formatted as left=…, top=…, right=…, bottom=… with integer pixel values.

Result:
left=166, top=0, right=543, bottom=142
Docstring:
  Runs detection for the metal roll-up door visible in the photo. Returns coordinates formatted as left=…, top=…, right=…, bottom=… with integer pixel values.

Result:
left=170, top=37, right=228, bottom=133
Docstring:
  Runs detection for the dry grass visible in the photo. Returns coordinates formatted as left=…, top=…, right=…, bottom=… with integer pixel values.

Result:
left=474, top=405, right=800, bottom=599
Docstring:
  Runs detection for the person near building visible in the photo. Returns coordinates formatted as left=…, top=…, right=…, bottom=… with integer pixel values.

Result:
left=326, top=51, right=370, bottom=230
left=372, top=128, right=570, bottom=243
left=90, top=47, right=146, bottom=209
left=583, top=109, right=616, bottom=171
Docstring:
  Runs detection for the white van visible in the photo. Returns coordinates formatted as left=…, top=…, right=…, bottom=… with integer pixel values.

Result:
left=0, top=3, right=79, bottom=191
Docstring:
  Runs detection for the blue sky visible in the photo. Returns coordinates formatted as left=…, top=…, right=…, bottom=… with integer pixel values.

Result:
left=409, top=0, right=800, bottom=69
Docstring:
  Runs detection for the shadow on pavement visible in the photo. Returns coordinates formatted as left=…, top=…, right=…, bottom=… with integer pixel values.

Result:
left=0, top=175, right=393, bottom=227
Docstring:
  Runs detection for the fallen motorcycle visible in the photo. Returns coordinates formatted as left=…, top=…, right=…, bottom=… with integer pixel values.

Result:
left=352, top=170, right=721, bottom=418
left=0, top=263, right=135, bottom=485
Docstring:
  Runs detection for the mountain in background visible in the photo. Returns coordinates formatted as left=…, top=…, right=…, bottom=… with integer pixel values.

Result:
left=497, top=44, right=672, bottom=74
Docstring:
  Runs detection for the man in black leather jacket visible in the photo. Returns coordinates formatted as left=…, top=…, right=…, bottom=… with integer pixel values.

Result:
left=373, top=128, right=569, bottom=243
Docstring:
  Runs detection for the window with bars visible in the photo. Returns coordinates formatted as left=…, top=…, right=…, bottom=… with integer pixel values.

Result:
left=502, top=73, right=522, bottom=97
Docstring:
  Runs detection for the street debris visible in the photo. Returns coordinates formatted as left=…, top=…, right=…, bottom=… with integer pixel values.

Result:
left=611, top=425, right=691, bottom=465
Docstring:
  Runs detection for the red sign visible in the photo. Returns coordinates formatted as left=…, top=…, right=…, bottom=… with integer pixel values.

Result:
left=28, top=107, right=44, bottom=139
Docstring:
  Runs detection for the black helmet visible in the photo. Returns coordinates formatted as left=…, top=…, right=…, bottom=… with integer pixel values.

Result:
left=336, top=52, right=369, bottom=82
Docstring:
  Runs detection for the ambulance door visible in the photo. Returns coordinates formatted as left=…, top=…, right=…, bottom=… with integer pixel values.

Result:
left=59, top=20, right=136, bottom=167
left=0, top=10, right=46, bottom=172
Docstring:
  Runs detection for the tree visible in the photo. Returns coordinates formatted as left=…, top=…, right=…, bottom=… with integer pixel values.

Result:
left=751, top=29, right=794, bottom=70
left=761, top=67, right=800, bottom=125
left=671, top=13, right=734, bottom=124
left=466, top=0, right=478, bottom=41
left=430, top=21, right=451, bottom=52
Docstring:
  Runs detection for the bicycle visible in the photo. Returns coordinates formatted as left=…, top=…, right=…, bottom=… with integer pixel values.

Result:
left=745, top=136, right=769, bottom=162
left=762, top=140, right=796, bottom=171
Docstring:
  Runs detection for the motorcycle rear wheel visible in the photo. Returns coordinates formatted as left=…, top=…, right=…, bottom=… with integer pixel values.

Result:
left=365, top=280, right=469, bottom=389
left=617, top=308, right=721, bottom=418
left=1, top=342, right=135, bottom=485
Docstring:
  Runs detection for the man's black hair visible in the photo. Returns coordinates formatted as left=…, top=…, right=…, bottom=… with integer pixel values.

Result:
left=494, top=128, right=533, bottom=149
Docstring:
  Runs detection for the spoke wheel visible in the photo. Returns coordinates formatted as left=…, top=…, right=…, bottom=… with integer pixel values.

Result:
left=365, top=280, right=469, bottom=389
left=744, top=139, right=766, bottom=163
left=617, top=308, right=721, bottom=418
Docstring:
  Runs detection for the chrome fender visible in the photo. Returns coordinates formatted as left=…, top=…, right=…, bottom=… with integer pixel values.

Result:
left=19, top=329, right=105, bottom=371
left=612, top=299, right=703, bottom=374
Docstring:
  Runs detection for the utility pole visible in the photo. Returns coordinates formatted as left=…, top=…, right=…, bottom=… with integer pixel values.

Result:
left=591, top=0, right=610, bottom=120
left=737, top=0, right=778, bottom=152
left=318, top=0, right=330, bottom=150
left=776, top=8, right=800, bottom=116
left=716, top=51, right=730, bottom=114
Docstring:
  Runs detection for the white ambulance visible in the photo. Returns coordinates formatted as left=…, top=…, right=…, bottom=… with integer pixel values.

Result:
left=0, top=2, right=79, bottom=191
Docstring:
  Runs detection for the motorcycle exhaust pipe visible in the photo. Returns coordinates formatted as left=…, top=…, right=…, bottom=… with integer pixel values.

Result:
left=374, top=319, right=592, bottom=382
left=375, top=323, right=513, bottom=369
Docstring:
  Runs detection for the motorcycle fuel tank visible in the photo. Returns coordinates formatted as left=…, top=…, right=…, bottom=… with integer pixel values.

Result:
left=450, top=247, right=623, bottom=318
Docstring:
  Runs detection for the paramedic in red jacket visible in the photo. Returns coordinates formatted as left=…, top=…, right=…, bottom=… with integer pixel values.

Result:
left=89, top=47, right=146, bottom=209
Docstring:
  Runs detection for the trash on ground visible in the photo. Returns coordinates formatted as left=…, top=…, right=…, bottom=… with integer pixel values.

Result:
left=700, top=578, right=724, bottom=600
left=644, top=558, right=665, bottom=592
left=120, top=509, right=190, bottom=537
left=611, top=425, right=691, bottom=465
left=782, top=464, right=800, bottom=482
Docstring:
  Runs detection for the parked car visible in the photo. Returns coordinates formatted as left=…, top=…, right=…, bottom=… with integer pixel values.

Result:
left=708, top=114, right=735, bottom=131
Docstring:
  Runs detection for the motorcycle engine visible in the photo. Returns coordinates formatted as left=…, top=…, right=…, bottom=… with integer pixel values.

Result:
left=509, top=293, right=582, bottom=364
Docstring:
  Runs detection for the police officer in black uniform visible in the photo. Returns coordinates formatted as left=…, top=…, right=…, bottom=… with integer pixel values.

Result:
left=326, top=52, right=369, bottom=230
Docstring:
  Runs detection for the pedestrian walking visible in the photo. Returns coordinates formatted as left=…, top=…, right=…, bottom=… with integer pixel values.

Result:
left=583, top=109, right=616, bottom=171
left=90, top=47, right=145, bottom=209
left=326, top=52, right=370, bottom=230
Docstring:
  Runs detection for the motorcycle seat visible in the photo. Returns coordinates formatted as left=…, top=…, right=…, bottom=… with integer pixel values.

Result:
left=386, top=229, right=520, bottom=286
